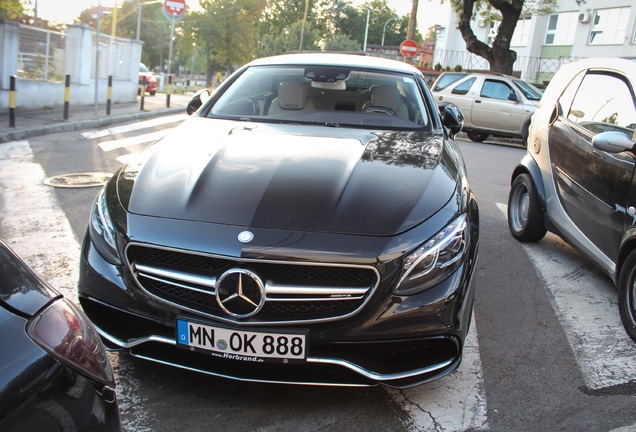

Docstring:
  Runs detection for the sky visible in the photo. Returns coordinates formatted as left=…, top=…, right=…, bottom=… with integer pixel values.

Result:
left=32, top=0, right=450, bottom=32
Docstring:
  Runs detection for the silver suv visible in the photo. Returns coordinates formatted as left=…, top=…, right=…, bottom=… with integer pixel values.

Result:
left=431, top=72, right=543, bottom=144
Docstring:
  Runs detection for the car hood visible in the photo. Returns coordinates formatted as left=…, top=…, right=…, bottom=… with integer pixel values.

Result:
left=117, top=118, right=459, bottom=236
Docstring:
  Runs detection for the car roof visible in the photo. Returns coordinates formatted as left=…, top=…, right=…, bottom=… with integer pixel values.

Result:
left=540, top=57, right=636, bottom=108
left=246, top=53, right=423, bottom=75
left=440, top=71, right=520, bottom=80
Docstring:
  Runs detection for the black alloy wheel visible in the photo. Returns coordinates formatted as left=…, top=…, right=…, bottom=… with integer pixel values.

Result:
left=507, top=173, right=546, bottom=242
left=466, top=131, right=489, bottom=142
left=618, top=250, right=636, bottom=343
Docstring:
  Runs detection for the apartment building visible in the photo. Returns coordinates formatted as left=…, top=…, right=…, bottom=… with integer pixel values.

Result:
left=432, top=0, right=636, bottom=83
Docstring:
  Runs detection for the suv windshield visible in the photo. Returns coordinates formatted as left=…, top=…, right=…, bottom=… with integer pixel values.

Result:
left=513, top=79, right=543, bottom=101
left=207, top=65, right=431, bottom=130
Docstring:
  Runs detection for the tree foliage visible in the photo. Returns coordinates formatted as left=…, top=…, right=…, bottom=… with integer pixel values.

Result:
left=18, top=0, right=423, bottom=85
left=448, top=0, right=584, bottom=74
left=1, top=0, right=24, bottom=20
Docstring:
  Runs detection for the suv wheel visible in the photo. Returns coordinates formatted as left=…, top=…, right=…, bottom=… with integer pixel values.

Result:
left=507, top=173, right=546, bottom=242
left=466, top=131, right=489, bottom=142
left=618, top=251, right=636, bottom=343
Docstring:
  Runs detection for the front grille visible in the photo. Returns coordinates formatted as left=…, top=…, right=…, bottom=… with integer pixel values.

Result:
left=125, top=244, right=379, bottom=324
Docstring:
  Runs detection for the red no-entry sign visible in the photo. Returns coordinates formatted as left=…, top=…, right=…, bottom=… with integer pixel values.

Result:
left=400, top=39, right=419, bottom=58
left=164, top=0, right=186, bottom=17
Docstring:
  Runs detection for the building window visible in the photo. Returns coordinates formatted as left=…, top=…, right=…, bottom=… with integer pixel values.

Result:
left=512, top=16, right=531, bottom=47
left=590, top=7, right=631, bottom=45
left=544, top=12, right=577, bottom=45
left=486, top=21, right=499, bottom=47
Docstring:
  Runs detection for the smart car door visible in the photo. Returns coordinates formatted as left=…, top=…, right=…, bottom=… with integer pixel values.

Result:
left=471, top=79, right=524, bottom=134
left=548, top=71, right=636, bottom=262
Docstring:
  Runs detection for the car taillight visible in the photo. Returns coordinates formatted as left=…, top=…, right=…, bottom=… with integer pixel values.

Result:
left=27, top=298, right=115, bottom=387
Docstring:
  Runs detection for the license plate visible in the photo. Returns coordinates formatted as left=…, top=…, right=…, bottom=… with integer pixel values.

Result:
left=176, top=319, right=307, bottom=364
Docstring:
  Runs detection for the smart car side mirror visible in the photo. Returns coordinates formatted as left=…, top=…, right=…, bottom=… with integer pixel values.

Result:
left=592, top=131, right=636, bottom=154
left=186, top=89, right=211, bottom=116
left=439, top=103, right=464, bottom=139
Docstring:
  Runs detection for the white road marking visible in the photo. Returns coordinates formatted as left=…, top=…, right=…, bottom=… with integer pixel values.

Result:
left=387, top=314, right=488, bottom=431
left=81, top=114, right=187, bottom=140
left=0, top=140, right=152, bottom=431
left=496, top=203, right=636, bottom=389
left=98, top=129, right=169, bottom=152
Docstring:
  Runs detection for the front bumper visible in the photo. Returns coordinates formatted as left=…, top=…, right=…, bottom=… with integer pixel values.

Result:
left=79, top=217, right=478, bottom=389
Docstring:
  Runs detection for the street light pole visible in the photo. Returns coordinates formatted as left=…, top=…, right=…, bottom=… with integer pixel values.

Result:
left=136, top=0, right=142, bottom=40
left=362, top=8, right=370, bottom=53
left=298, top=0, right=309, bottom=52
left=382, top=17, right=396, bottom=46
left=94, top=0, right=101, bottom=114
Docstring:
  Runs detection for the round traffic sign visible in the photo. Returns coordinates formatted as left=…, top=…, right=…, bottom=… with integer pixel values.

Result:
left=164, top=0, right=186, bottom=17
left=400, top=39, right=419, bottom=58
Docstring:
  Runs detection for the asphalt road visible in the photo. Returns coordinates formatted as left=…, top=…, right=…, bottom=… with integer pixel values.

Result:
left=1, top=115, right=635, bottom=432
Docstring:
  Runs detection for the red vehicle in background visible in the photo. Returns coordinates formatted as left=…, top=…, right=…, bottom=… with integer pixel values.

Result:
left=138, top=63, right=157, bottom=96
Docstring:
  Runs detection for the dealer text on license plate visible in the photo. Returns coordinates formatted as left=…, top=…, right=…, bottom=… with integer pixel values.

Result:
left=176, top=319, right=307, bottom=363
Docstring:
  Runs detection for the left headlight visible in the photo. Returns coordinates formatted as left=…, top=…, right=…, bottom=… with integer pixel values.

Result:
left=89, top=186, right=121, bottom=265
left=394, top=214, right=469, bottom=295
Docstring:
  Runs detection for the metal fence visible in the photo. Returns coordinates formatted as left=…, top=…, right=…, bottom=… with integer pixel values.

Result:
left=17, top=24, right=134, bottom=83
left=18, top=25, right=66, bottom=82
left=431, top=49, right=579, bottom=83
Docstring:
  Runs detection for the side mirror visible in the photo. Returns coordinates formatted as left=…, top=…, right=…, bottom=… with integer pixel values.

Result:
left=439, top=103, right=464, bottom=139
left=592, top=131, right=636, bottom=153
left=508, top=92, right=518, bottom=102
left=186, top=88, right=211, bottom=115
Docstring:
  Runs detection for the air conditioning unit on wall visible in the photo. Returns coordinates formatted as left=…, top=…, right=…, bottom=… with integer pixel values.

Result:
left=578, top=11, right=591, bottom=23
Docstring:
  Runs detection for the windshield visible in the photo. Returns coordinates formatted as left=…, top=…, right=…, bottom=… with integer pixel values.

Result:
left=207, top=65, right=431, bottom=130
left=513, top=79, right=543, bottom=101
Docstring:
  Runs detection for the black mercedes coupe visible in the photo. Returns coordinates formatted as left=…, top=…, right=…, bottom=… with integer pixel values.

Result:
left=79, top=53, right=479, bottom=388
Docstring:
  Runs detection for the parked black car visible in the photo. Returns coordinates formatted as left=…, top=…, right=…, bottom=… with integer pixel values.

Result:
left=79, top=53, right=479, bottom=388
left=0, top=241, right=121, bottom=431
left=507, top=58, right=636, bottom=342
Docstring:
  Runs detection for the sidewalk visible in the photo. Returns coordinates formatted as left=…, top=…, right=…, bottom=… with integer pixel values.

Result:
left=0, top=94, right=191, bottom=144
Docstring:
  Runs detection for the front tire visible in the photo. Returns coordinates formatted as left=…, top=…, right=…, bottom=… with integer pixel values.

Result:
left=507, top=173, right=546, bottom=242
left=618, top=251, right=636, bottom=343
left=466, top=131, right=489, bottom=142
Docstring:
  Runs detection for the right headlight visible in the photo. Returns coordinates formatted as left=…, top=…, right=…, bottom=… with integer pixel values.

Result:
left=89, top=186, right=121, bottom=265
left=394, top=214, right=469, bottom=295
left=28, top=297, right=116, bottom=388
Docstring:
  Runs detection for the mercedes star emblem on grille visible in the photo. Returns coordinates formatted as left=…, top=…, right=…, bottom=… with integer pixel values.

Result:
left=216, top=269, right=265, bottom=318
left=237, top=231, right=254, bottom=243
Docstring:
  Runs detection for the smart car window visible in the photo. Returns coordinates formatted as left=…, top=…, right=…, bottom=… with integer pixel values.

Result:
left=451, top=77, right=476, bottom=95
left=480, top=80, right=514, bottom=100
left=568, top=72, right=636, bottom=138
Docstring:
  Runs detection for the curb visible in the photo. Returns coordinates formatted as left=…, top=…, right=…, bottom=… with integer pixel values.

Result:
left=0, top=107, right=183, bottom=144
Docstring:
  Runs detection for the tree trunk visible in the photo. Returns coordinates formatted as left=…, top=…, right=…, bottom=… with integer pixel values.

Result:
left=455, top=0, right=523, bottom=75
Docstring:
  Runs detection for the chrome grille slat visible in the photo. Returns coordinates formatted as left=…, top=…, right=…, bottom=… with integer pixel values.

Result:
left=136, top=263, right=217, bottom=290
left=126, top=243, right=380, bottom=324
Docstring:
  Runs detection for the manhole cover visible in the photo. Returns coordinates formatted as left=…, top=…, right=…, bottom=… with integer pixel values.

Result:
left=44, top=172, right=113, bottom=188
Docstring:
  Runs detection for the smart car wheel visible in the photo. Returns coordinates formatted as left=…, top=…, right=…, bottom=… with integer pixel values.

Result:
left=466, top=131, right=489, bottom=142
left=507, top=173, right=546, bottom=242
left=618, top=251, right=636, bottom=343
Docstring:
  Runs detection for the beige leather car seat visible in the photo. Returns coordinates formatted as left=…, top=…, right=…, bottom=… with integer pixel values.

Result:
left=269, top=81, right=314, bottom=115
